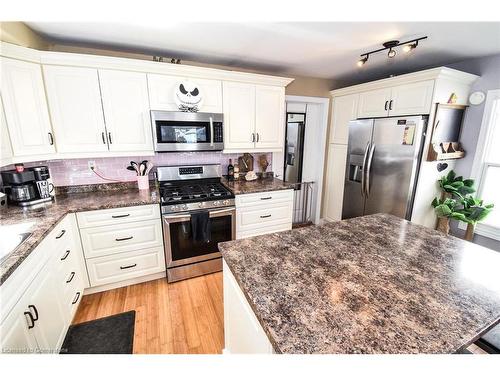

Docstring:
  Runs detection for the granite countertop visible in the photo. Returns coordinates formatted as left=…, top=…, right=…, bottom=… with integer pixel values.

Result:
left=221, top=177, right=295, bottom=195
left=0, top=184, right=160, bottom=285
left=218, top=213, right=500, bottom=354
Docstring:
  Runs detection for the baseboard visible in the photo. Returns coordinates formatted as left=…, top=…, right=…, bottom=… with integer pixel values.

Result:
left=83, top=271, right=166, bottom=295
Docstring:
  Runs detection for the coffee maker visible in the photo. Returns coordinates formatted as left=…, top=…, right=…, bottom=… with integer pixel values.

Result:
left=1, top=166, right=54, bottom=206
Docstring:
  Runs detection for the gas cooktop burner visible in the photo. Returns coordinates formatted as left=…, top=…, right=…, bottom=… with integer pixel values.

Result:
left=160, top=181, right=233, bottom=205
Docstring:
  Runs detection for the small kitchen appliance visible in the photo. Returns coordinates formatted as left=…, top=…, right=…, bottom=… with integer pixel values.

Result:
left=157, top=164, right=235, bottom=282
left=1, top=167, right=54, bottom=206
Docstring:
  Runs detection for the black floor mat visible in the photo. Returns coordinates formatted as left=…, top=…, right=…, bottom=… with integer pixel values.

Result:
left=60, top=311, right=135, bottom=354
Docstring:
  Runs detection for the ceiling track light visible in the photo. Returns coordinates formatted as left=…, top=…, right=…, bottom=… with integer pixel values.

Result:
left=356, top=36, right=427, bottom=67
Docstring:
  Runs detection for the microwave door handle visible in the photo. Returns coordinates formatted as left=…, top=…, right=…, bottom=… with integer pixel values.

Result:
left=209, top=117, right=214, bottom=147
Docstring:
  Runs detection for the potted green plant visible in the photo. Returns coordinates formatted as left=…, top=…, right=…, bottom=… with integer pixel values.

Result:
left=431, top=170, right=494, bottom=240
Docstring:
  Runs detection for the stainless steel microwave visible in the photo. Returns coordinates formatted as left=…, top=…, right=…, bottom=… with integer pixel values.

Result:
left=151, top=111, right=224, bottom=152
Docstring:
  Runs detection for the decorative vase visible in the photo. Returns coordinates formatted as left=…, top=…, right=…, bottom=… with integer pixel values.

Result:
left=464, top=222, right=476, bottom=241
left=436, top=217, right=450, bottom=234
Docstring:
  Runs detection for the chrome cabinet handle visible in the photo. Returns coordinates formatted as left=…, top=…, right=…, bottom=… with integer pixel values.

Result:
left=48, top=132, right=54, bottom=145
left=384, top=101, right=388, bottom=111
left=101, top=132, right=106, bottom=144
left=111, top=213, right=130, bottom=218
left=260, top=196, right=272, bottom=200
left=115, top=236, right=133, bottom=242
left=66, top=272, right=76, bottom=283
left=55, top=229, right=66, bottom=239
left=120, top=264, right=137, bottom=270
left=108, top=132, right=113, bottom=144
left=361, top=142, right=371, bottom=198
left=260, top=214, right=271, bottom=218
left=24, top=311, right=35, bottom=329
left=209, top=116, right=214, bottom=147
left=256, top=133, right=260, bottom=142
left=72, top=292, right=81, bottom=305
left=389, top=100, right=393, bottom=110
left=251, top=133, right=255, bottom=142
left=60, top=250, right=70, bottom=260
left=28, top=305, right=39, bottom=321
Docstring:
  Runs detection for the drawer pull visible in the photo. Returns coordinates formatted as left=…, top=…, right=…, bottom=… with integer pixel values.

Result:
left=260, top=197, right=272, bottom=200
left=120, top=263, right=137, bottom=270
left=55, top=229, right=66, bottom=239
left=111, top=213, right=130, bottom=219
left=28, top=305, right=39, bottom=321
left=66, top=272, right=76, bottom=283
left=115, top=236, right=134, bottom=242
left=60, top=250, right=71, bottom=260
left=72, top=292, right=81, bottom=305
left=24, top=311, right=35, bottom=329
left=260, top=214, right=272, bottom=218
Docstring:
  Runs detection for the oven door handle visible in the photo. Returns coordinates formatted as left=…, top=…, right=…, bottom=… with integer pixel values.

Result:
left=209, top=207, right=235, bottom=216
left=163, top=207, right=235, bottom=222
left=209, top=116, right=214, bottom=147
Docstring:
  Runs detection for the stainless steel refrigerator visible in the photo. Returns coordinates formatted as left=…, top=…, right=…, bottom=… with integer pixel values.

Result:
left=284, top=113, right=306, bottom=184
left=342, top=115, right=428, bottom=220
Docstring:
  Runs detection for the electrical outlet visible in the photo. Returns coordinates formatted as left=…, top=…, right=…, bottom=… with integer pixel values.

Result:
left=88, top=161, right=96, bottom=171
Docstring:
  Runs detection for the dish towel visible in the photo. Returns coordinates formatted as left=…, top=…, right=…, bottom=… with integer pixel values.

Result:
left=191, top=210, right=211, bottom=243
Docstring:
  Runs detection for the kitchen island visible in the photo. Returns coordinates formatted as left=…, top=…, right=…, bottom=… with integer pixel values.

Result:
left=218, top=213, right=500, bottom=354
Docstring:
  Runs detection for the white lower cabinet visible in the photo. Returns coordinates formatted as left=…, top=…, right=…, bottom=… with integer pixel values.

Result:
left=76, top=204, right=166, bottom=290
left=323, top=143, right=348, bottom=221
left=235, top=190, right=293, bottom=239
left=223, top=260, right=273, bottom=354
left=0, top=214, right=87, bottom=354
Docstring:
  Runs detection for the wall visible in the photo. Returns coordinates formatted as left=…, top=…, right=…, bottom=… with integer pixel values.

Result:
left=0, top=152, right=271, bottom=187
left=0, top=22, right=51, bottom=50
left=446, top=54, right=500, bottom=252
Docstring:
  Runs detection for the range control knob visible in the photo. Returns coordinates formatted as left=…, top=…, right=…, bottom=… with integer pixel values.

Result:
left=171, top=205, right=178, bottom=212
left=182, top=204, right=188, bottom=210
left=222, top=200, right=229, bottom=205
left=213, top=201, right=220, bottom=206
left=198, top=202, right=203, bottom=208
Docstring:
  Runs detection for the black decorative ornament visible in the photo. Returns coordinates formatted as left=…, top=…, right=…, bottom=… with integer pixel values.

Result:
left=437, top=163, right=448, bottom=172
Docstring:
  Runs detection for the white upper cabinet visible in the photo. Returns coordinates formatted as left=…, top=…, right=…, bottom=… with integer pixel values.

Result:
left=329, top=94, right=359, bottom=144
left=357, top=87, right=392, bottom=118
left=0, top=57, right=55, bottom=156
left=0, top=97, right=14, bottom=165
left=223, top=82, right=256, bottom=150
left=148, top=74, right=223, bottom=113
left=223, top=82, right=285, bottom=152
left=255, top=85, right=285, bottom=150
left=43, top=65, right=108, bottom=153
left=99, top=70, right=153, bottom=152
left=389, top=80, right=434, bottom=116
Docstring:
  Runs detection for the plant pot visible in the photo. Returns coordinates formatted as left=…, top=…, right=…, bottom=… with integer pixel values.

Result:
left=436, top=217, right=450, bottom=234
left=464, top=222, right=476, bottom=241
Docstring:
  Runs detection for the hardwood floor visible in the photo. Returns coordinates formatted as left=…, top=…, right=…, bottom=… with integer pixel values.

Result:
left=72, top=272, right=224, bottom=354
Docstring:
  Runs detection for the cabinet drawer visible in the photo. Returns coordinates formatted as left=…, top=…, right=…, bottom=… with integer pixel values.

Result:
left=80, top=219, right=163, bottom=259
left=236, top=201, right=293, bottom=238
left=77, top=204, right=160, bottom=228
left=86, top=247, right=166, bottom=287
left=235, top=189, right=293, bottom=207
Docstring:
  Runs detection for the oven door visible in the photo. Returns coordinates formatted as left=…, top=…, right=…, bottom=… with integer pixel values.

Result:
left=151, top=111, right=223, bottom=152
left=163, top=207, right=235, bottom=268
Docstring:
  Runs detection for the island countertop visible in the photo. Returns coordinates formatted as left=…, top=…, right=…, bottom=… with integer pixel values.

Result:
left=218, top=213, right=500, bottom=354
left=0, top=184, right=160, bottom=285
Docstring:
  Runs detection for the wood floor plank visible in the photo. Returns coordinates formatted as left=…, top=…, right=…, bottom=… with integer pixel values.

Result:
left=72, top=272, right=224, bottom=354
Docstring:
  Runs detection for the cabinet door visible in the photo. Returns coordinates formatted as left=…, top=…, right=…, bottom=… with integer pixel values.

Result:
left=357, top=87, right=391, bottom=118
left=0, top=57, right=55, bottom=156
left=389, top=80, right=434, bottom=116
left=148, top=74, right=223, bottom=113
left=329, top=94, right=359, bottom=144
left=0, top=295, right=38, bottom=354
left=99, top=70, right=153, bottom=152
left=28, top=264, right=69, bottom=352
left=0, top=97, right=14, bottom=165
left=223, top=82, right=256, bottom=150
left=323, top=143, right=348, bottom=222
left=255, top=85, right=285, bottom=150
left=43, top=65, right=108, bottom=153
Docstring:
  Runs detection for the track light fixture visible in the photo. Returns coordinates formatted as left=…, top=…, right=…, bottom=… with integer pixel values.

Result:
left=356, top=36, right=427, bottom=67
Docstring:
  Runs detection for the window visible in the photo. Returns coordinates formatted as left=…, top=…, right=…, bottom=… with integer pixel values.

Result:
left=468, top=89, right=500, bottom=239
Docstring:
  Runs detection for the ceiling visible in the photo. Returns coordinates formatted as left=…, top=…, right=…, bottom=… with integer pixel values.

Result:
left=27, top=22, right=500, bottom=85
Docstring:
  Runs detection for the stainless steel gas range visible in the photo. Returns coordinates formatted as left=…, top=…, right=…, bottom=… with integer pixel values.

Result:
left=157, top=164, right=235, bottom=282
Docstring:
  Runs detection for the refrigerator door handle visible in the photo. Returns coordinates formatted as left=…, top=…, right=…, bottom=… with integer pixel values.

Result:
left=361, top=142, right=371, bottom=197
left=365, top=143, right=376, bottom=196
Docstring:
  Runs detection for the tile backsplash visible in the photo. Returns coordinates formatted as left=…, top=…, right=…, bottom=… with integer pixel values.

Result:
left=1, top=152, right=272, bottom=187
